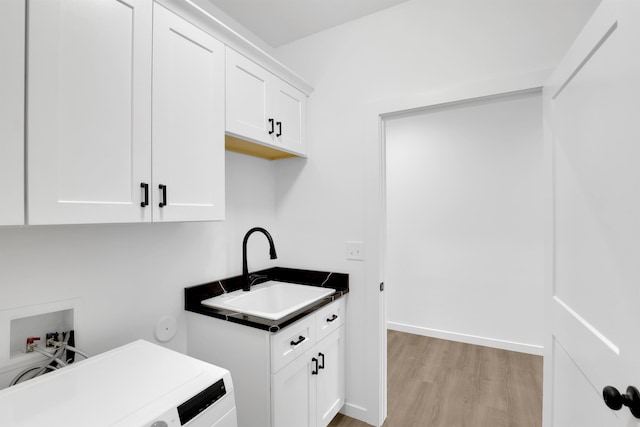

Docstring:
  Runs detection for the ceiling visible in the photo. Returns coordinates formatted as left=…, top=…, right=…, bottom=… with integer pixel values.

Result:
left=206, top=0, right=412, bottom=47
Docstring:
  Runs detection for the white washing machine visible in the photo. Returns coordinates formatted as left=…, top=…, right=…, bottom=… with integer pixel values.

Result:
left=0, top=340, right=237, bottom=427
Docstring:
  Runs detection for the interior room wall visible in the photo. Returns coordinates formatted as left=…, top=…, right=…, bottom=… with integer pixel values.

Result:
left=0, top=151, right=277, bottom=389
left=385, top=90, right=544, bottom=354
left=272, top=0, right=600, bottom=423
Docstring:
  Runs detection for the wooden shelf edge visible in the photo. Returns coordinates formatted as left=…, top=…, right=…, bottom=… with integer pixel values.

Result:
left=225, top=135, right=298, bottom=161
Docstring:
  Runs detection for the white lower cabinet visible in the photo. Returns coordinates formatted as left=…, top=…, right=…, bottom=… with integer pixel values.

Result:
left=273, top=327, right=345, bottom=427
left=272, top=344, right=316, bottom=427
left=315, top=328, right=346, bottom=426
left=187, top=298, right=345, bottom=427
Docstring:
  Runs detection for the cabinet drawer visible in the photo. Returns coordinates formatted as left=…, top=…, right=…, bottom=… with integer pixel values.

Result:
left=316, top=299, right=345, bottom=343
left=271, top=315, right=316, bottom=373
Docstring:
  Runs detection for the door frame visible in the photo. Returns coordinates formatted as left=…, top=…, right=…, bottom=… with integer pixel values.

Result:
left=363, top=69, right=551, bottom=427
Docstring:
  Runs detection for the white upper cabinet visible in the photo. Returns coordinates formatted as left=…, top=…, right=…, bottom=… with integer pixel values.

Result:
left=0, top=0, right=25, bottom=226
left=26, top=0, right=226, bottom=225
left=226, top=48, right=308, bottom=158
left=225, top=50, right=271, bottom=146
left=27, top=0, right=153, bottom=225
left=273, top=79, right=307, bottom=156
left=152, top=4, right=225, bottom=222
left=24, top=0, right=308, bottom=225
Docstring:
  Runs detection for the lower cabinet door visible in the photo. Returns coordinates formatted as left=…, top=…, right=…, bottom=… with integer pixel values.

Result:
left=272, top=348, right=317, bottom=427
left=316, top=327, right=345, bottom=427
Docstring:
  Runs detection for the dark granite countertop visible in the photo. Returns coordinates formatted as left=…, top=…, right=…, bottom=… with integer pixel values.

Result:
left=184, top=267, right=349, bottom=333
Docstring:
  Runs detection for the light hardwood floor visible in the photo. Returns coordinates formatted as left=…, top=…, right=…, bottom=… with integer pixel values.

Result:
left=329, top=330, right=542, bottom=427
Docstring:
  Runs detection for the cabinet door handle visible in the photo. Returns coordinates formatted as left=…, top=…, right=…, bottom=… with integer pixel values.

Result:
left=290, top=335, right=306, bottom=346
left=140, top=183, right=149, bottom=207
left=268, top=118, right=275, bottom=135
left=326, top=314, right=338, bottom=323
left=276, top=121, right=282, bottom=137
left=318, top=352, right=325, bottom=370
left=158, top=184, right=167, bottom=208
left=312, top=357, right=319, bottom=375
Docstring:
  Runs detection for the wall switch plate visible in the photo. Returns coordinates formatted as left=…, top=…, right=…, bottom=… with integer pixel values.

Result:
left=346, top=241, right=365, bottom=261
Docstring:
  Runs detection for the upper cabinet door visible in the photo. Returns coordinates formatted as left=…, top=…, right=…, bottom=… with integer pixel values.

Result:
left=27, top=0, right=152, bottom=225
left=0, top=0, right=25, bottom=226
left=152, top=5, right=225, bottom=222
left=226, top=48, right=308, bottom=158
left=226, top=48, right=272, bottom=145
left=273, top=80, right=307, bottom=156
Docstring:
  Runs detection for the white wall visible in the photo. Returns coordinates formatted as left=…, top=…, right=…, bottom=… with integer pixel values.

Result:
left=385, top=91, right=544, bottom=353
left=272, top=0, right=600, bottom=424
left=0, top=151, right=277, bottom=388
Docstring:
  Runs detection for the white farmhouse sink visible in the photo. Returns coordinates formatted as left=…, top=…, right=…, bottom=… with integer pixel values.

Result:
left=201, top=281, right=334, bottom=320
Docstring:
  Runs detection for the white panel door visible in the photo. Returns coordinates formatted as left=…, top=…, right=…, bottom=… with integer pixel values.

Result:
left=544, top=0, right=640, bottom=425
left=152, top=4, right=225, bottom=222
left=273, top=79, right=307, bottom=157
left=27, top=0, right=152, bottom=225
left=0, top=0, right=24, bottom=226
left=226, top=48, right=272, bottom=146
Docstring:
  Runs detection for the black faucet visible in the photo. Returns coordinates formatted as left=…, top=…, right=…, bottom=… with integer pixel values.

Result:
left=242, top=227, right=278, bottom=291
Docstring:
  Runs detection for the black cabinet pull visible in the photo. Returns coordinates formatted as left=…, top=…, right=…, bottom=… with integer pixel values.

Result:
left=318, top=352, right=325, bottom=370
left=603, top=386, right=640, bottom=418
left=268, top=118, right=275, bottom=135
left=290, top=335, right=306, bottom=346
left=326, top=314, right=338, bottom=323
left=276, top=121, right=282, bottom=137
left=159, top=184, right=167, bottom=208
left=140, top=183, right=149, bottom=207
left=311, top=357, right=319, bottom=375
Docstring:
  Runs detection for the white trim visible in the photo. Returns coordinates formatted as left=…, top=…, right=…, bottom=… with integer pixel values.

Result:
left=553, top=296, right=619, bottom=355
left=387, top=321, right=544, bottom=356
left=340, top=402, right=368, bottom=421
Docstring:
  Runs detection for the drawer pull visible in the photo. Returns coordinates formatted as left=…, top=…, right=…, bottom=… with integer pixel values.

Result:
left=290, top=335, right=306, bottom=346
left=318, top=352, right=325, bottom=370
left=326, top=314, right=338, bottom=323
left=312, top=357, right=319, bottom=375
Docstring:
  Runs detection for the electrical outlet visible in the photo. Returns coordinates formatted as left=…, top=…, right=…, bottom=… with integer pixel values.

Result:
left=346, top=241, right=365, bottom=261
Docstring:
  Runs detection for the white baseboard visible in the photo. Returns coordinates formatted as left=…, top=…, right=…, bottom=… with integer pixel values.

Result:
left=340, top=402, right=370, bottom=425
left=387, top=321, right=544, bottom=356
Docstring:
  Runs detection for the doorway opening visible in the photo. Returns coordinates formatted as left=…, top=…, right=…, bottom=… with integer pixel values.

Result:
left=377, top=88, right=545, bottom=426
